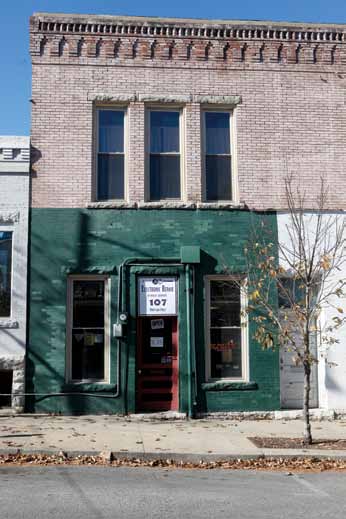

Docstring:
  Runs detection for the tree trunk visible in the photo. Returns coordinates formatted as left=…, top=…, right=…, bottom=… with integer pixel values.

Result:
left=303, top=362, right=312, bottom=445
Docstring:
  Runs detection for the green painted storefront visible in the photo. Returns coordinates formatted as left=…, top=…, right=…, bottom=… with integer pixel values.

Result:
left=26, top=208, right=280, bottom=415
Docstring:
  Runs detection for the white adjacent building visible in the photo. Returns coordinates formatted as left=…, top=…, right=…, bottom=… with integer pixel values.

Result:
left=277, top=212, right=346, bottom=414
left=0, top=136, right=30, bottom=412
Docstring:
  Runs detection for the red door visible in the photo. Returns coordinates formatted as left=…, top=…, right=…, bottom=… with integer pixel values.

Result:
left=136, top=316, right=178, bottom=412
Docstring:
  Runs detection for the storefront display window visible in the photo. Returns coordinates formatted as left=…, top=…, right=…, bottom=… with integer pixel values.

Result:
left=206, top=277, right=248, bottom=380
left=67, top=277, right=109, bottom=382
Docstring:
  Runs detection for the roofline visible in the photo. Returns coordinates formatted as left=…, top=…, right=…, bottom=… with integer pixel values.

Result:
left=31, top=12, right=346, bottom=30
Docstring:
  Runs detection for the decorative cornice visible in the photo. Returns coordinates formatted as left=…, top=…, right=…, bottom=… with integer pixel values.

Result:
left=0, top=149, right=30, bottom=161
left=30, top=14, right=346, bottom=68
left=0, top=137, right=30, bottom=163
left=0, top=137, right=30, bottom=175
left=31, top=13, right=346, bottom=42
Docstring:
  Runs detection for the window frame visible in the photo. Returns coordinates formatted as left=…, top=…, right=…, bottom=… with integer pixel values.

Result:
left=94, top=105, right=128, bottom=202
left=0, top=226, right=14, bottom=320
left=66, top=275, right=111, bottom=384
left=201, top=107, right=239, bottom=203
left=205, top=275, right=248, bottom=382
left=145, top=106, right=185, bottom=202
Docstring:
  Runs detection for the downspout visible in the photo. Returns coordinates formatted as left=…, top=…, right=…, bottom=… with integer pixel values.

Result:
left=121, top=261, right=129, bottom=414
left=185, top=264, right=192, bottom=417
left=112, top=265, right=123, bottom=399
left=190, top=265, right=198, bottom=414
left=185, top=263, right=197, bottom=418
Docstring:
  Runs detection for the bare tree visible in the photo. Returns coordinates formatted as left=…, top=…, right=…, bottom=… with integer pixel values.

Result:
left=243, top=178, right=346, bottom=444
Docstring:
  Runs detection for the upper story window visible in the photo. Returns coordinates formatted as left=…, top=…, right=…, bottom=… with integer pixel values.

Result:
left=204, top=111, right=234, bottom=201
left=206, top=277, right=248, bottom=381
left=0, top=231, right=12, bottom=318
left=96, top=108, right=125, bottom=201
left=148, top=110, right=182, bottom=201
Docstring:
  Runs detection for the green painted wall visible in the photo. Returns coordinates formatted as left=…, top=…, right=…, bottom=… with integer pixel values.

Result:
left=27, top=209, right=280, bottom=414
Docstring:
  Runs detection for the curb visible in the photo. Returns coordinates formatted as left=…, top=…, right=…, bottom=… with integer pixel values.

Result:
left=2, top=449, right=346, bottom=463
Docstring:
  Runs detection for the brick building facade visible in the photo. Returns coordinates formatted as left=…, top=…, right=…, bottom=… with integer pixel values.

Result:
left=27, top=13, right=346, bottom=414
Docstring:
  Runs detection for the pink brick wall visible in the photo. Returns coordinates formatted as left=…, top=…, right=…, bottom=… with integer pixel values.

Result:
left=30, top=14, right=346, bottom=210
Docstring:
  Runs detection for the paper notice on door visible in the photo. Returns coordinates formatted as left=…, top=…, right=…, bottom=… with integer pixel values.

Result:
left=151, top=319, right=164, bottom=330
left=138, top=277, right=178, bottom=316
left=150, top=337, right=164, bottom=348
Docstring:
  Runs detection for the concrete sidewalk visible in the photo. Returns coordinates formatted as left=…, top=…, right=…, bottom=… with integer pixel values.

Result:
left=1, top=414, right=346, bottom=460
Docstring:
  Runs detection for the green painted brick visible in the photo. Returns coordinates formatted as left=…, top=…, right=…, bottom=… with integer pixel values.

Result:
left=27, top=208, right=280, bottom=415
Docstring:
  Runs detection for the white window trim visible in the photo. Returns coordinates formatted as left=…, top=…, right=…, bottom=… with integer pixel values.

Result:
left=205, top=275, right=249, bottom=382
left=94, top=105, right=128, bottom=202
left=145, top=105, right=186, bottom=202
left=0, top=225, right=14, bottom=322
left=201, top=106, right=239, bottom=204
left=66, top=275, right=111, bottom=384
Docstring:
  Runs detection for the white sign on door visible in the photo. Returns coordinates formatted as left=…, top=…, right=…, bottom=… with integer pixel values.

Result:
left=138, top=277, right=178, bottom=316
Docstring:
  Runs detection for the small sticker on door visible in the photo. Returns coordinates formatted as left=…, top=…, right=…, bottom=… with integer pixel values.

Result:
left=151, top=319, right=164, bottom=330
left=150, top=337, right=164, bottom=348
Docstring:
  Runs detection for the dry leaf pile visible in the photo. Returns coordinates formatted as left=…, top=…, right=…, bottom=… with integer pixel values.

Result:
left=250, top=437, right=346, bottom=450
left=1, top=453, right=346, bottom=472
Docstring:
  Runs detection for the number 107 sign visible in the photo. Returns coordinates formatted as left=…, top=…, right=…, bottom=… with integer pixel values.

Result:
left=138, top=277, right=178, bottom=316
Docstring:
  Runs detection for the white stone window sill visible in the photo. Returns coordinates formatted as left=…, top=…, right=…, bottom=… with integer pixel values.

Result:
left=138, top=201, right=197, bottom=209
left=0, top=319, right=19, bottom=329
left=197, top=202, right=246, bottom=210
left=86, top=201, right=137, bottom=209
left=85, top=201, right=247, bottom=210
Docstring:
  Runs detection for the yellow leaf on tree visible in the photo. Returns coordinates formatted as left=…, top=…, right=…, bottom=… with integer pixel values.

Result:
left=320, top=255, right=331, bottom=270
left=251, top=290, right=260, bottom=300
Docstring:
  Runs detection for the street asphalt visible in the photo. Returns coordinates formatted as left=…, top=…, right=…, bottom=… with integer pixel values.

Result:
left=1, top=466, right=346, bottom=518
